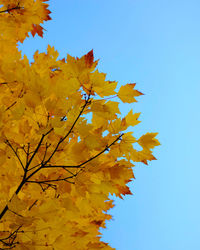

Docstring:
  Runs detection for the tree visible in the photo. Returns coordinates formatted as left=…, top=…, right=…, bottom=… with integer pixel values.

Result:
left=0, top=0, right=160, bottom=249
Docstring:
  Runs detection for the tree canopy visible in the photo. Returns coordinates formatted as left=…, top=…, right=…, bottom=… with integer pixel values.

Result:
left=0, top=0, right=160, bottom=249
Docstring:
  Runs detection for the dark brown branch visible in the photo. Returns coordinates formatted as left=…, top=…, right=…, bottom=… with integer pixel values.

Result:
left=0, top=89, right=122, bottom=234
left=28, top=200, right=38, bottom=211
left=43, top=133, right=124, bottom=170
left=26, top=133, right=123, bottom=188
left=44, top=93, right=91, bottom=164
left=26, top=175, right=76, bottom=183
left=43, top=165, right=83, bottom=169
left=26, top=143, right=30, bottom=165
left=5, top=140, right=25, bottom=170
left=8, top=209, right=23, bottom=218
left=5, top=101, right=17, bottom=111
left=0, top=175, right=28, bottom=220
left=77, top=133, right=123, bottom=167
left=0, top=225, right=22, bottom=249
left=42, top=143, right=50, bottom=163
left=0, top=131, right=52, bottom=221
left=25, top=129, right=53, bottom=172
left=39, top=183, right=57, bottom=191
left=61, top=167, right=76, bottom=176
left=26, top=162, right=42, bottom=172
left=0, top=5, right=23, bottom=14
left=25, top=94, right=91, bottom=182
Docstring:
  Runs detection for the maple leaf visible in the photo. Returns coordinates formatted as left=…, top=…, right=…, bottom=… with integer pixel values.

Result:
left=138, top=132, right=160, bottom=150
left=118, top=83, right=143, bottom=103
left=31, top=24, right=44, bottom=37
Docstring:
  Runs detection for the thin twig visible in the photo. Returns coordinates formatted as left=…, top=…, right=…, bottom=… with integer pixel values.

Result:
left=26, top=175, right=76, bottom=184
left=45, top=93, right=91, bottom=164
left=28, top=200, right=38, bottom=211
left=0, top=225, right=22, bottom=249
left=25, top=128, right=53, bottom=172
left=43, top=133, right=123, bottom=170
left=25, top=94, right=91, bottom=181
left=5, top=140, right=25, bottom=170
left=5, top=101, right=17, bottom=111
left=26, top=143, right=30, bottom=165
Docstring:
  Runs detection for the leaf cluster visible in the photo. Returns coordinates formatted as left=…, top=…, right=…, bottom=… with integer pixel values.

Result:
left=0, top=1, right=160, bottom=249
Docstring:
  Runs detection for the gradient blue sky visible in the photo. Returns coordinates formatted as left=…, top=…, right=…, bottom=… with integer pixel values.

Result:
left=19, top=0, right=200, bottom=249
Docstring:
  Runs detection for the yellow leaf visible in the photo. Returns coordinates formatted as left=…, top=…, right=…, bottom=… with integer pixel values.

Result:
left=85, top=134, right=104, bottom=150
left=24, top=91, right=40, bottom=109
left=138, top=132, right=160, bottom=150
left=125, top=110, right=141, bottom=127
left=8, top=194, right=27, bottom=213
left=118, top=83, right=143, bottom=103
left=11, top=101, right=25, bottom=120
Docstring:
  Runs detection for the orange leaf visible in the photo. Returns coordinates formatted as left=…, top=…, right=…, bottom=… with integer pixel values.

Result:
left=31, top=24, right=44, bottom=37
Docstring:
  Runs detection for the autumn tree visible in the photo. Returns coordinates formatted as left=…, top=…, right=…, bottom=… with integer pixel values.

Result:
left=0, top=0, right=159, bottom=249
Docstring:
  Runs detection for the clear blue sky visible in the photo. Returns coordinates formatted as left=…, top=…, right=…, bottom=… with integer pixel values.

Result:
left=20, top=0, right=200, bottom=249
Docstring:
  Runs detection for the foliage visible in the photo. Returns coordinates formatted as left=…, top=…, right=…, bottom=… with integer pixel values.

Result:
left=0, top=0, right=160, bottom=249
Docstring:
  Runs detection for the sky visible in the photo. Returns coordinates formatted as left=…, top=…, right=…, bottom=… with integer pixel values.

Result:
left=19, top=0, right=200, bottom=249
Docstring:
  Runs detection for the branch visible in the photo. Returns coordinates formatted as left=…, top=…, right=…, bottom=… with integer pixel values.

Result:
left=25, top=94, right=91, bottom=182
left=61, top=167, right=76, bottom=176
left=8, top=209, right=23, bottom=218
left=42, top=164, right=83, bottom=169
left=0, top=4, right=23, bottom=14
left=38, top=183, right=57, bottom=192
left=5, top=101, right=17, bottom=111
left=0, top=131, right=53, bottom=221
left=26, top=143, right=30, bottom=165
left=26, top=162, right=42, bottom=172
left=0, top=225, right=22, bottom=249
left=25, top=129, right=53, bottom=172
left=26, top=175, right=76, bottom=183
left=42, top=143, right=51, bottom=163
left=43, top=133, right=124, bottom=170
left=5, top=140, right=25, bottom=170
left=79, top=133, right=123, bottom=167
left=28, top=200, right=38, bottom=211
left=0, top=81, right=17, bottom=86
left=44, top=92, right=91, bottom=164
